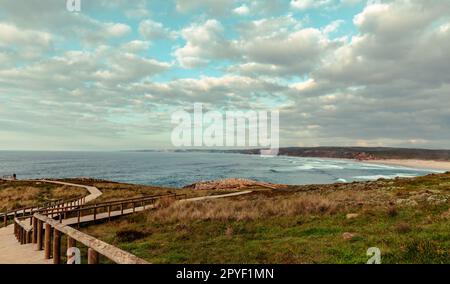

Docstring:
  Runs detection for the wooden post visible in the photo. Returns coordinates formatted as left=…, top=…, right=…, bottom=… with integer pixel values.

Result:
left=108, top=205, right=111, bottom=221
left=77, top=211, right=81, bottom=228
left=53, top=230, right=61, bottom=264
left=4, top=214, right=7, bottom=227
left=44, top=224, right=52, bottom=259
left=120, top=204, right=124, bottom=215
left=93, top=206, right=97, bottom=221
left=32, top=217, right=37, bottom=243
left=18, top=226, right=21, bottom=243
left=67, top=237, right=76, bottom=250
left=37, top=220, right=43, bottom=250
left=88, top=248, right=99, bottom=264
left=22, top=228, right=27, bottom=244
left=133, top=202, right=135, bottom=213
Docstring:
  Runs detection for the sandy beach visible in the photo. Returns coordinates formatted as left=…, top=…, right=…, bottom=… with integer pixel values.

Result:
left=365, top=159, right=450, bottom=171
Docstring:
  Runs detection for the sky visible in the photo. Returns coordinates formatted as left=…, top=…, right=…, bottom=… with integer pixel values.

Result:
left=0, top=0, right=449, bottom=151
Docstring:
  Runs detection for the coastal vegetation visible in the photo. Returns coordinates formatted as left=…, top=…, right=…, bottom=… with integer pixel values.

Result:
left=0, top=180, right=87, bottom=212
left=58, top=178, right=239, bottom=204
left=2, top=173, right=449, bottom=264
left=81, top=172, right=450, bottom=264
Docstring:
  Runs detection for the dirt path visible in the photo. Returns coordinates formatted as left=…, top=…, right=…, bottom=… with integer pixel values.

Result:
left=38, top=180, right=103, bottom=203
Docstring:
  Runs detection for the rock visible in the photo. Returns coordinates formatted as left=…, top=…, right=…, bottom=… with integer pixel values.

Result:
left=342, top=232, right=357, bottom=241
left=426, top=195, right=448, bottom=205
left=346, top=213, right=359, bottom=219
left=410, top=192, right=430, bottom=201
left=395, top=199, right=418, bottom=207
left=183, top=178, right=288, bottom=190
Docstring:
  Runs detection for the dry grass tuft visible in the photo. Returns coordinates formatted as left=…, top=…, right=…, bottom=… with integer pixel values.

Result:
left=154, top=196, right=177, bottom=209
left=0, top=183, right=86, bottom=211
left=395, top=222, right=412, bottom=234
left=387, top=206, right=398, bottom=217
left=147, top=195, right=338, bottom=222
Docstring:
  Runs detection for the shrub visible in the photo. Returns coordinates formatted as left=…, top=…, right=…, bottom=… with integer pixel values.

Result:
left=387, top=206, right=398, bottom=217
left=394, top=222, right=412, bottom=234
left=115, top=229, right=150, bottom=242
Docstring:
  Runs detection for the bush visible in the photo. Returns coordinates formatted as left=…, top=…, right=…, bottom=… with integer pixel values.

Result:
left=115, top=229, right=150, bottom=242
left=394, top=222, right=412, bottom=234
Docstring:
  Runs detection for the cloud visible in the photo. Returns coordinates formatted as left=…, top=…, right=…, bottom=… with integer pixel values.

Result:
left=290, top=0, right=333, bottom=10
left=233, top=5, right=250, bottom=15
left=0, top=0, right=132, bottom=45
left=175, top=0, right=235, bottom=15
left=138, top=19, right=176, bottom=40
left=0, top=22, right=52, bottom=47
left=174, top=19, right=237, bottom=68
left=175, top=15, right=340, bottom=76
left=120, top=40, right=151, bottom=53
left=1, top=0, right=450, bottom=150
left=285, top=0, right=450, bottom=147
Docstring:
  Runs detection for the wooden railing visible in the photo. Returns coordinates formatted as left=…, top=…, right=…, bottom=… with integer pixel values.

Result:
left=35, top=193, right=185, bottom=227
left=1, top=196, right=86, bottom=228
left=14, top=214, right=148, bottom=264
left=12, top=193, right=186, bottom=264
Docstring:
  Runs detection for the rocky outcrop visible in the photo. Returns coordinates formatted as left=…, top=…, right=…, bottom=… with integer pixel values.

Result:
left=183, top=178, right=287, bottom=190
left=354, top=152, right=376, bottom=161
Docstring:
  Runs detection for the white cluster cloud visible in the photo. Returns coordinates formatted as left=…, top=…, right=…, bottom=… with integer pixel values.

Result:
left=1, top=0, right=450, bottom=149
left=175, top=15, right=339, bottom=76
left=139, top=19, right=176, bottom=40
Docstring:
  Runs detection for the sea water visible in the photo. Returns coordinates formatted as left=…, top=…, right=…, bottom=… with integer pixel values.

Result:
left=0, top=151, right=442, bottom=188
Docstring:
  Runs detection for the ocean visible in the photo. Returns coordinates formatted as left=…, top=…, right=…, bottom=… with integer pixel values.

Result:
left=0, top=151, right=442, bottom=188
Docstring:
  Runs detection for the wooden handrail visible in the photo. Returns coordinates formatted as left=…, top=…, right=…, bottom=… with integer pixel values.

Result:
left=15, top=193, right=186, bottom=231
left=1, top=196, right=82, bottom=217
left=10, top=191, right=190, bottom=264
left=1, top=196, right=87, bottom=227
left=36, top=193, right=180, bottom=215
left=33, top=214, right=148, bottom=264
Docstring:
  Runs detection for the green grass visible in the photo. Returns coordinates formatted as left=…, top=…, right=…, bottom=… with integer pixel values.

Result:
left=80, top=172, right=450, bottom=264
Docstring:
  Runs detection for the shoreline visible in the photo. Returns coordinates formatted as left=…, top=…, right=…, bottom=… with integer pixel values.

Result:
left=363, top=159, right=450, bottom=171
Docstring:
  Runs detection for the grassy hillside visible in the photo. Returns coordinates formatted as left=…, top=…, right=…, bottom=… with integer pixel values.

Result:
left=58, top=178, right=240, bottom=204
left=82, top=173, right=450, bottom=264
left=0, top=180, right=87, bottom=212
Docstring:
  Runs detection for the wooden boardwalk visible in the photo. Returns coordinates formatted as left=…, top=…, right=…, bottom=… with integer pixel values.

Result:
left=0, top=180, right=102, bottom=264
left=0, top=180, right=252, bottom=264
